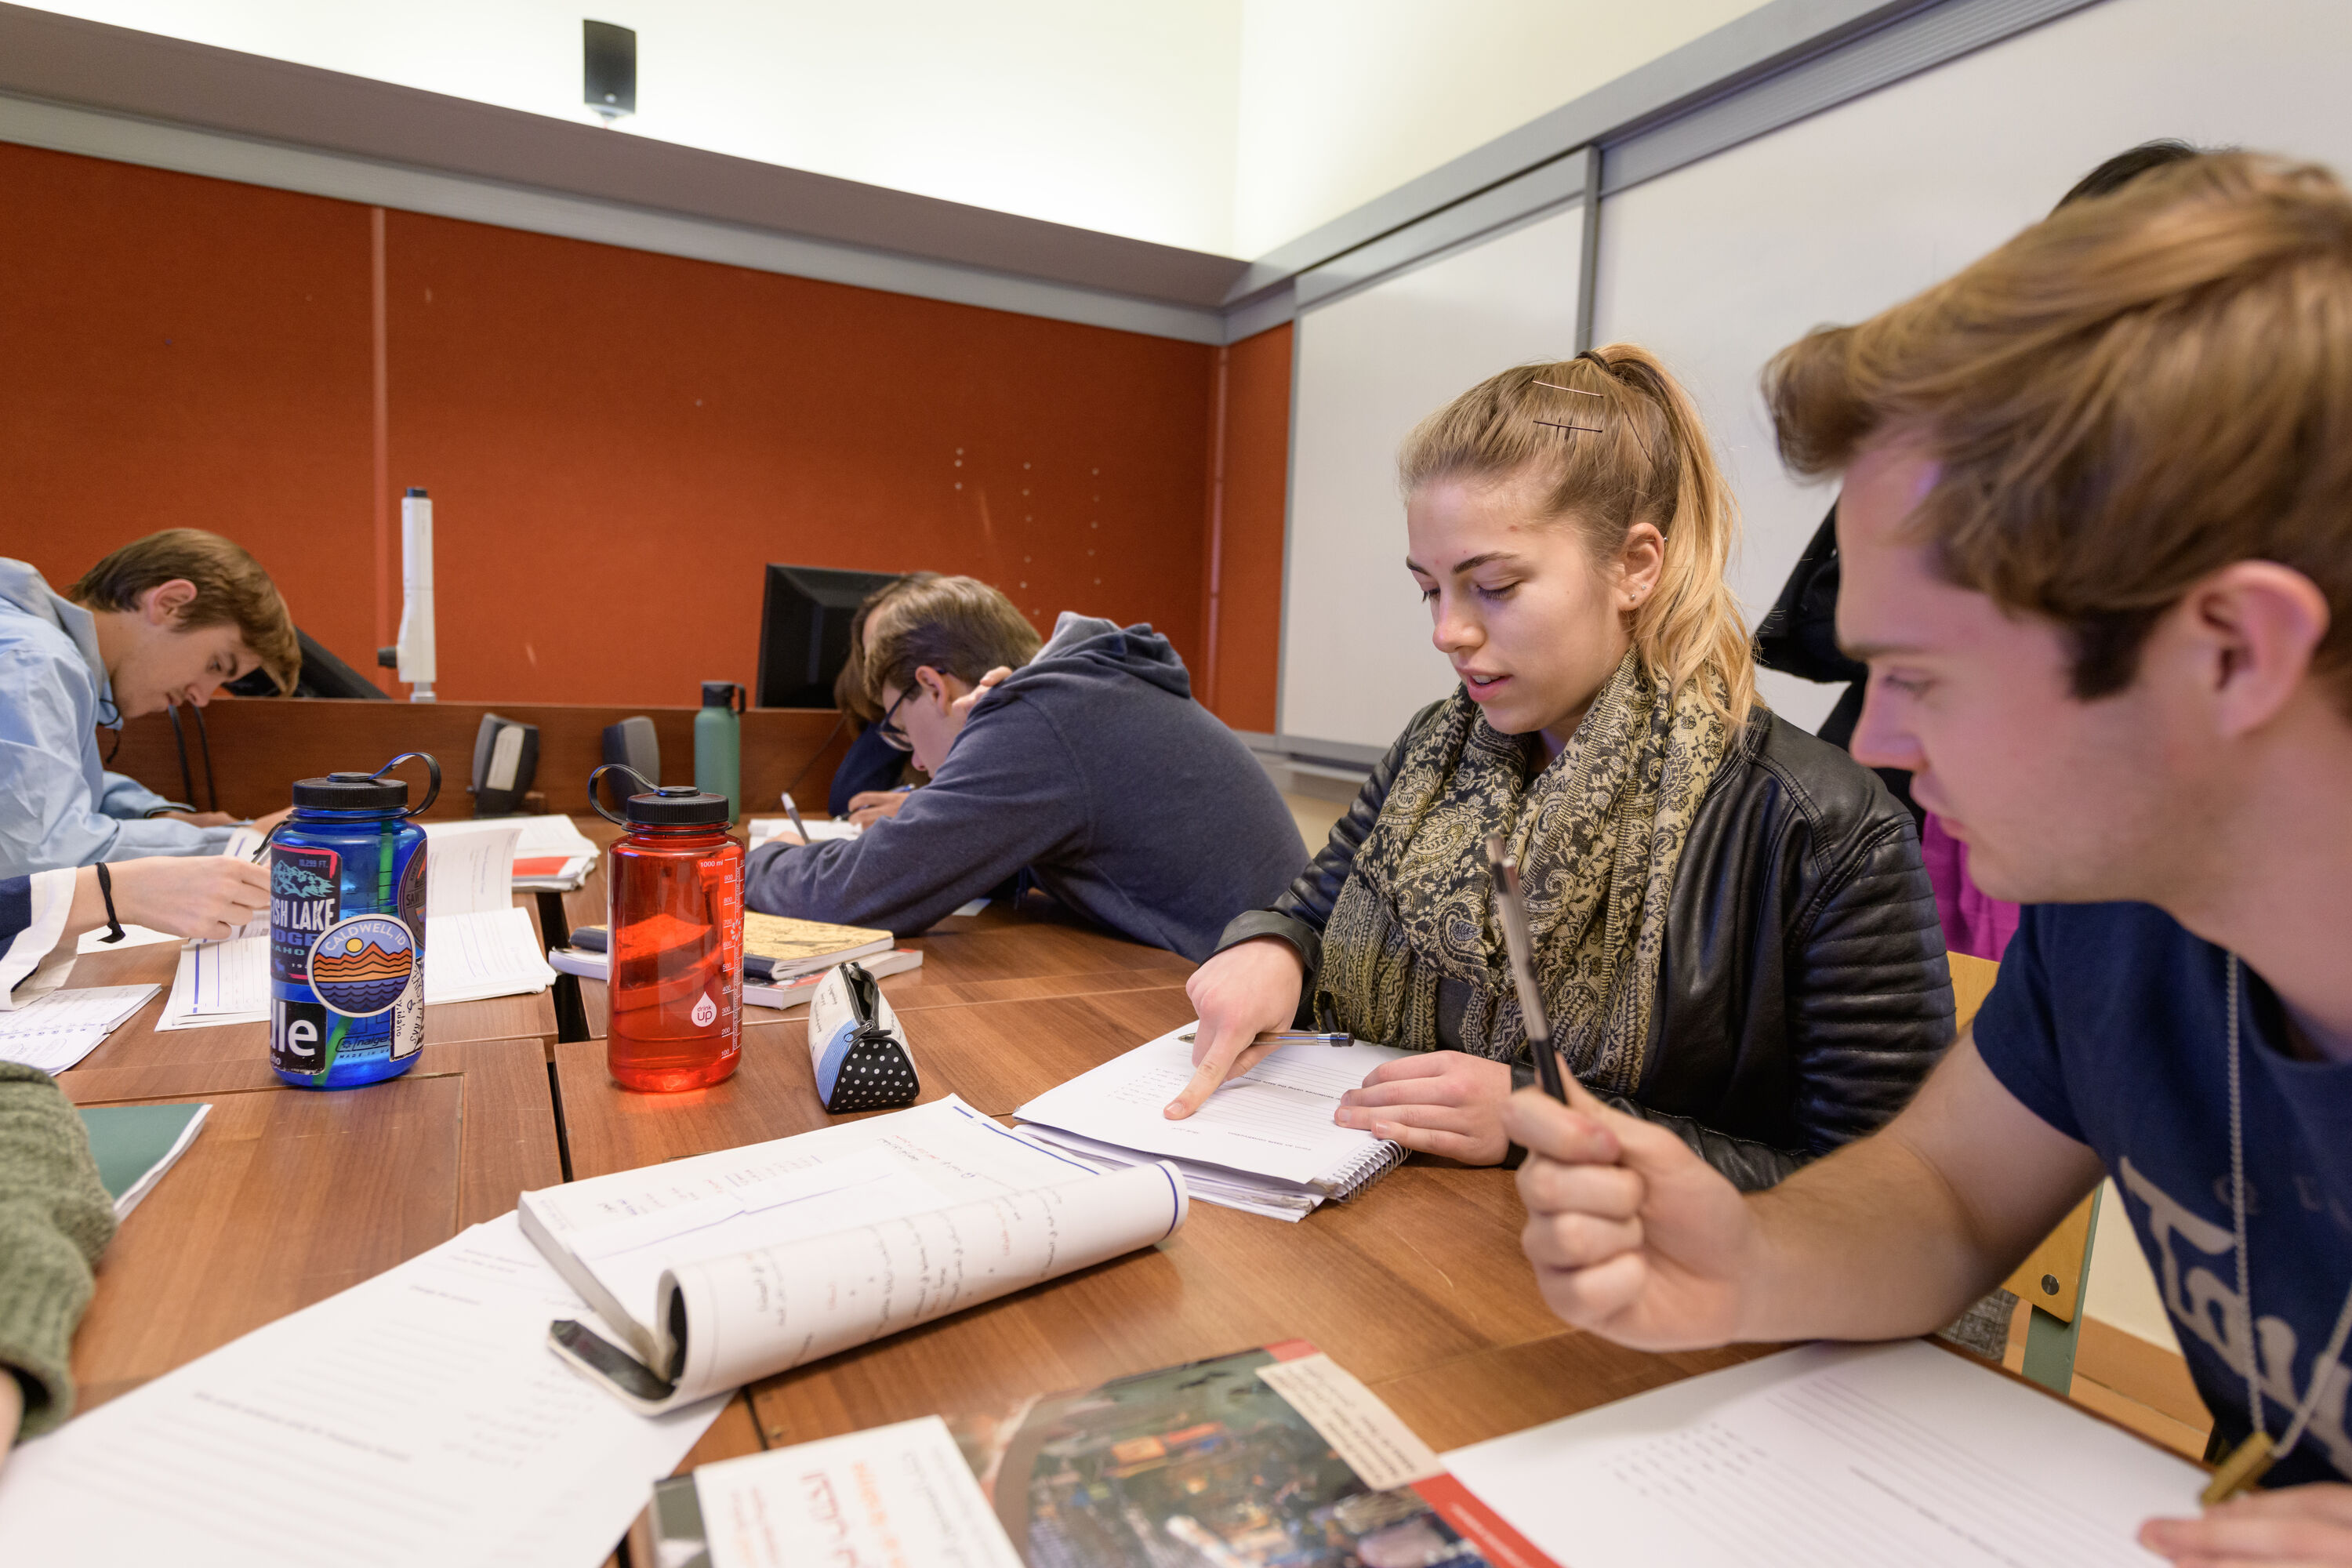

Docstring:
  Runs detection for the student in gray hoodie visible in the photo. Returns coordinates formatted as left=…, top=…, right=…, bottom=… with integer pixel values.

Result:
left=746, top=575, right=1306, bottom=961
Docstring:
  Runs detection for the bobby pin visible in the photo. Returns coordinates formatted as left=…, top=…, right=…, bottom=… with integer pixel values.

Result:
left=1534, top=419, right=1604, bottom=434
left=1534, top=380, right=1606, bottom=397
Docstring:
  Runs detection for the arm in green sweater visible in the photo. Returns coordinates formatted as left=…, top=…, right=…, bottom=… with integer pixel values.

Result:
left=0, top=1061, right=116, bottom=1449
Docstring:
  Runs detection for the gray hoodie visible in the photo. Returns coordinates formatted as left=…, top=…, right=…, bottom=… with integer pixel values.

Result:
left=746, top=615, right=1307, bottom=961
left=0, top=558, right=224, bottom=877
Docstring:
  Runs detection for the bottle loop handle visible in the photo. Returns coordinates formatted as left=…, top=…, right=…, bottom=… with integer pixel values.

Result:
left=587, top=762, right=653, bottom=827
left=370, top=752, right=442, bottom=818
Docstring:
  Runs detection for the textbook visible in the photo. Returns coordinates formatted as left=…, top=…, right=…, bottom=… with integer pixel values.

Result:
left=76, top=1101, right=209, bottom=1218
left=1011, top=1025, right=1413, bottom=1220
left=518, top=1096, right=1187, bottom=1414
left=641, top=1343, right=1552, bottom=1568
left=550, top=932, right=922, bottom=1008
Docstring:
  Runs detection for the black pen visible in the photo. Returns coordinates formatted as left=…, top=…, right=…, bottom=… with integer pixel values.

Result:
left=248, top=820, right=281, bottom=863
left=780, top=792, right=810, bottom=844
left=1486, top=832, right=1566, bottom=1102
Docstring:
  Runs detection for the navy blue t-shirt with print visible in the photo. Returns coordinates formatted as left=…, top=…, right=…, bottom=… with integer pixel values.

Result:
left=1973, top=902, right=2352, bottom=1487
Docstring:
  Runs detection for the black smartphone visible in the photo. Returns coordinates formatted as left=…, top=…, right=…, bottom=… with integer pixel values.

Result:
left=549, top=1319, right=676, bottom=1403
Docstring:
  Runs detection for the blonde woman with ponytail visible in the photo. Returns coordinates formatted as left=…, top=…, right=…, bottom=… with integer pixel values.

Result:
left=1175, top=347, right=1954, bottom=1188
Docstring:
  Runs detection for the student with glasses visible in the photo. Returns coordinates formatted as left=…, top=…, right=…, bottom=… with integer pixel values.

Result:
left=746, top=575, right=1308, bottom=961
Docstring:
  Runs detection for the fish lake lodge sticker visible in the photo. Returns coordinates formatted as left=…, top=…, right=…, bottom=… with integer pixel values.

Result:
left=270, top=844, right=342, bottom=985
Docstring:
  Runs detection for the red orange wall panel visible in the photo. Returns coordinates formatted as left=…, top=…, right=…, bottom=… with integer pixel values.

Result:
left=2, top=143, right=1265, bottom=713
left=381, top=211, right=1218, bottom=706
left=0, top=143, right=376, bottom=666
left=1201, top=323, right=1291, bottom=734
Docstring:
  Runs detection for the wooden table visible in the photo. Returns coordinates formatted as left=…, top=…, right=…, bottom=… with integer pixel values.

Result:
left=550, top=924, right=1778, bottom=1559
left=53, top=856, right=1774, bottom=1566
left=60, top=1033, right=561, bottom=1412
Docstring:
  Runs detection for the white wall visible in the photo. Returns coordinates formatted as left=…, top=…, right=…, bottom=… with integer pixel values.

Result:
left=1283, top=204, right=1585, bottom=749
left=24, top=0, right=1246, bottom=256
left=1232, top=0, right=1770, bottom=258
left=1592, top=0, right=2352, bottom=731
left=26, top=1, right=1774, bottom=261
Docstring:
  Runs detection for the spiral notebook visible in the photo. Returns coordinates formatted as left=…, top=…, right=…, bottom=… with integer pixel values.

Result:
left=1011, top=1026, right=1410, bottom=1221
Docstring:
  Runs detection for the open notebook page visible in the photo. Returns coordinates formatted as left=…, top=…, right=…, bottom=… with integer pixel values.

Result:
left=1012, top=1026, right=1410, bottom=1187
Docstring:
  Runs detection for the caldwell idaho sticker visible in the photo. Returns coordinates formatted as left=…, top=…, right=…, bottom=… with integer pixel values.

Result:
left=307, top=915, right=418, bottom=1018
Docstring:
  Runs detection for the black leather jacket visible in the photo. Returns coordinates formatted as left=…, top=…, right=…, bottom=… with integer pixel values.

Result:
left=1215, top=703, right=1955, bottom=1189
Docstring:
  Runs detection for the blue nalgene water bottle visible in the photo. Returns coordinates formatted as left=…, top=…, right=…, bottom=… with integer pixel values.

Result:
left=270, top=752, right=440, bottom=1089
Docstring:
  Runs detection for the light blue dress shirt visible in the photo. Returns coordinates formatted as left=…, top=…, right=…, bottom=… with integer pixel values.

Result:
left=0, top=557, right=230, bottom=877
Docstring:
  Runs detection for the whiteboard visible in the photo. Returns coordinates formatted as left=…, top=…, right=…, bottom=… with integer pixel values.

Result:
left=1592, top=0, right=2352, bottom=731
left=1282, top=203, right=1585, bottom=750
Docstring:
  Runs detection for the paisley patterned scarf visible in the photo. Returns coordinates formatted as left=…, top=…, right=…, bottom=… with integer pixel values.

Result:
left=1319, top=652, right=1729, bottom=1093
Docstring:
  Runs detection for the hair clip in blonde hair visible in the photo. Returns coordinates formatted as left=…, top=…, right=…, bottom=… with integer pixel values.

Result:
left=1534, top=419, right=1604, bottom=436
left=1533, top=379, right=1605, bottom=398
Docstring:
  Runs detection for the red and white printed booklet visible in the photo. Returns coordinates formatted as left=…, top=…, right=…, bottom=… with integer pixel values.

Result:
left=644, top=1337, right=2205, bottom=1568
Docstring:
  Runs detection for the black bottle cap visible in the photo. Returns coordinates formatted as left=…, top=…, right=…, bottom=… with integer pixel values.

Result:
left=291, top=770, right=411, bottom=811
left=701, top=681, right=738, bottom=707
left=623, top=783, right=730, bottom=826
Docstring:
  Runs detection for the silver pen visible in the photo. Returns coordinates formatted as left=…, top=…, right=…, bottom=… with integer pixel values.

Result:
left=1486, top=832, right=1566, bottom=1101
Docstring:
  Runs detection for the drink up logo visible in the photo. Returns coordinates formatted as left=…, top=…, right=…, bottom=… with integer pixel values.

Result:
left=270, top=844, right=342, bottom=985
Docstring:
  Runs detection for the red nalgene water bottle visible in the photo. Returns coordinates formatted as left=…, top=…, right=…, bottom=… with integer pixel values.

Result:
left=589, top=764, right=743, bottom=1092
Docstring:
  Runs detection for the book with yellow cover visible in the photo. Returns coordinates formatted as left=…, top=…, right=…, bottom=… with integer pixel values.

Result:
left=740, top=912, right=894, bottom=977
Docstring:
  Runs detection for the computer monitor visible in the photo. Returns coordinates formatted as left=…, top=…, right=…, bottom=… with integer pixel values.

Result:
left=754, top=564, right=900, bottom=709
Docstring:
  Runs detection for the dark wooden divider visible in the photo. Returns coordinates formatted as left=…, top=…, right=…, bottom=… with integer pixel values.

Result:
left=109, top=699, right=852, bottom=822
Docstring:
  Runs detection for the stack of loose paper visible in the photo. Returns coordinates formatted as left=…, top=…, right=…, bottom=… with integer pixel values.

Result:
left=521, top=1095, right=1187, bottom=1414
left=0, top=984, right=160, bottom=1073
left=75, top=1102, right=209, bottom=1218
left=430, top=814, right=600, bottom=891
left=158, top=824, right=557, bottom=1029
left=1443, top=1339, right=2205, bottom=1566
left=0, top=1213, right=726, bottom=1568
left=1013, top=1025, right=1413, bottom=1221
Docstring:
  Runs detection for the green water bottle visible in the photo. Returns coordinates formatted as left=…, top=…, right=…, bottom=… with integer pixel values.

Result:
left=693, top=681, right=746, bottom=824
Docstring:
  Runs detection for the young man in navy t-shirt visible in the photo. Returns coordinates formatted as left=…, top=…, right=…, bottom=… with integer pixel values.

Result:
left=1501, top=151, right=2352, bottom=1563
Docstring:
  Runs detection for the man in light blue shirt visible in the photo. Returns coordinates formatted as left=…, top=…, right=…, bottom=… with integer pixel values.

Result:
left=0, top=530, right=299, bottom=879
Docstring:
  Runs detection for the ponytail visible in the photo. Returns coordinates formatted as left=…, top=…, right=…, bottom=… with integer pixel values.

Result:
left=1398, top=346, right=1758, bottom=729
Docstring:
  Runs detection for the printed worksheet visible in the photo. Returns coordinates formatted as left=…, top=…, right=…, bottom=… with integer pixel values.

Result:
left=1444, top=1341, right=2207, bottom=1567
left=0, top=1214, right=726, bottom=1568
